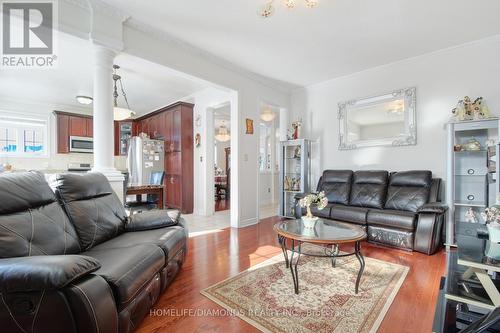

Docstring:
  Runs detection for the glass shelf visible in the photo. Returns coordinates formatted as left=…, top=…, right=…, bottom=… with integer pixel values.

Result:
left=454, top=201, right=487, bottom=208
left=454, top=150, right=488, bottom=154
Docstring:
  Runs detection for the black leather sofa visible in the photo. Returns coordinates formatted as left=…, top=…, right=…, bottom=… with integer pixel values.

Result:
left=0, top=171, right=187, bottom=333
left=295, top=170, right=447, bottom=254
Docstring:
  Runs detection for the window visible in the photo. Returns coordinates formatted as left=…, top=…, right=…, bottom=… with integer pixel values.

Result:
left=24, top=129, right=44, bottom=153
left=0, top=128, right=18, bottom=153
left=0, top=114, right=48, bottom=157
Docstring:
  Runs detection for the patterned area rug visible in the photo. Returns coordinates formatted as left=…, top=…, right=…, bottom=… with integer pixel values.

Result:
left=201, top=245, right=408, bottom=333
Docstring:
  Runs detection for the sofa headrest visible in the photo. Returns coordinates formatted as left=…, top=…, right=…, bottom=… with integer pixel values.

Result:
left=0, top=171, right=56, bottom=215
left=55, top=172, right=113, bottom=202
left=353, top=171, right=388, bottom=185
left=322, top=170, right=353, bottom=183
left=389, top=170, right=432, bottom=187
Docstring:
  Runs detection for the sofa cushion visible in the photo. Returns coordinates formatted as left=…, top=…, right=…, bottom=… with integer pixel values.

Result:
left=317, top=170, right=353, bottom=205
left=349, top=171, right=388, bottom=209
left=385, top=171, right=432, bottom=212
left=0, top=171, right=81, bottom=258
left=367, top=209, right=417, bottom=231
left=330, top=205, right=368, bottom=225
left=55, top=173, right=127, bottom=250
left=310, top=204, right=333, bottom=219
left=83, top=244, right=164, bottom=309
left=91, top=226, right=187, bottom=261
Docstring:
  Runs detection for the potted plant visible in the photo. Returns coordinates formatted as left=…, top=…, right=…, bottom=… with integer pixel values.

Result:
left=298, top=191, right=328, bottom=228
left=481, top=206, right=500, bottom=243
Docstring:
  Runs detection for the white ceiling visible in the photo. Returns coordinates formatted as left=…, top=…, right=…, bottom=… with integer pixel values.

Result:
left=101, top=0, right=500, bottom=86
left=0, top=33, right=209, bottom=116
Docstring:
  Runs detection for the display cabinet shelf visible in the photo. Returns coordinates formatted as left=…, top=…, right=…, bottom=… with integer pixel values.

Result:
left=446, top=118, right=499, bottom=247
left=279, top=139, right=311, bottom=218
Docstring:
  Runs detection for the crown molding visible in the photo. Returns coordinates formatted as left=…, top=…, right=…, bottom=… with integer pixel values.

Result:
left=125, top=18, right=298, bottom=94
left=61, top=0, right=128, bottom=22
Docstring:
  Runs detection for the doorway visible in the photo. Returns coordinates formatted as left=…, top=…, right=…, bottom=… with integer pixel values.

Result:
left=213, top=103, right=231, bottom=212
left=259, top=103, right=280, bottom=219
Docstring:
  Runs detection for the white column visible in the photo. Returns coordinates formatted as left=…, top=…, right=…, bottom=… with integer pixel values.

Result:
left=92, top=44, right=125, bottom=200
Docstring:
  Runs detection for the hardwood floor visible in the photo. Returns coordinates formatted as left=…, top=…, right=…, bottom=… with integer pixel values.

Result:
left=214, top=198, right=230, bottom=212
left=137, top=216, right=446, bottom=333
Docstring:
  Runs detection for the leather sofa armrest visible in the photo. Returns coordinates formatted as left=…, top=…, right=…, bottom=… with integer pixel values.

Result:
left=126, top=209, right=180, bottom=231
left=418, top=203, right=448, bottom=214
left=0, top=255, right=100, bottom=292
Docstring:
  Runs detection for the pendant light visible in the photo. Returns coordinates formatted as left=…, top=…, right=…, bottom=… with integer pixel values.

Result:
left=112, top=65, right=136, bottom=121
left=215, top=121, right=230, bottom=142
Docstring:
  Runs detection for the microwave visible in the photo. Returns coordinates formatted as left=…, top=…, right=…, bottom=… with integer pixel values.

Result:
left=69, top=136, right=93, bottom=153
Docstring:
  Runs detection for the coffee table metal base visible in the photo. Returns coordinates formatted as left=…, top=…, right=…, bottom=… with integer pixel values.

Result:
left=277, top=235, right=365, bottom=295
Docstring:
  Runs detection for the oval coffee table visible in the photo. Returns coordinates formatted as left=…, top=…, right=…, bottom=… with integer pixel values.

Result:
left=274, top=218, right=367, bottom=295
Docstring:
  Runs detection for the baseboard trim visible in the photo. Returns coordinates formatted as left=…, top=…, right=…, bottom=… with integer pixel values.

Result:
left=237, top=217, right=258, bottom=228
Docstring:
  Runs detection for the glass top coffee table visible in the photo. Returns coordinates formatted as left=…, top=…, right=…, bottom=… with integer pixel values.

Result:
left=274, top=218, right=367, bottom=294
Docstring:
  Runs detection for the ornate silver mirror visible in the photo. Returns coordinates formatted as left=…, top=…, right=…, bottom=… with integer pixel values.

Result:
left=338, top=87, right=416, bottom=150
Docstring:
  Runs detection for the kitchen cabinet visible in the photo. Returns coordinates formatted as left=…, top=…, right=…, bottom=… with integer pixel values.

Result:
left=55, top=111, right=125, bottom=156
left=114, top=121, right=133, bottom=156
left=135, top=102, right=193, bottom=213
left=56, top=113, right=70, bottom=153
left=55, top=111, right=93, bottom=154
left=69, top=115, right=88, bottom=137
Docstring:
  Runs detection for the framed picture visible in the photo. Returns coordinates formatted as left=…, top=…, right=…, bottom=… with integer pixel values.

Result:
left=246, top=118, right=254, bottom=134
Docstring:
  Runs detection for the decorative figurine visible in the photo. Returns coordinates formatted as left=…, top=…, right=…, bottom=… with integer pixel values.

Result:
left=463, top=138, right=481, bottom=151
left=291, top=119, right=302, bottom=140
left=452, top=96, right=491, bottom=121
left=465, top=207, right=478, bottom=223
left=453, top=144, right=462, bottom=152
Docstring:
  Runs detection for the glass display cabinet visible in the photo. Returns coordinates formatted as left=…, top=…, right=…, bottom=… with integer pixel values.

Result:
left=446, top=118, right=500, bottom=247
left=279, top=139, right=311, bottom=218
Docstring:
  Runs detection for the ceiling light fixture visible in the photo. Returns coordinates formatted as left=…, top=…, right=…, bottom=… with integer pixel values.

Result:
left=260, top=107, right=276, bottom=122
left=76, top=95, right=93, bottom=105
left=112, top=64, right=136, bottom=121
left=259, top=0, right=317, bottom=18
left=215, top=121, right=230, bottom=142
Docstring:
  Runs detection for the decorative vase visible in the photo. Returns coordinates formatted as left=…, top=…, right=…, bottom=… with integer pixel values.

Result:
left=301, top=216, right=318, bottom=229
left=485, top=241, right=500, bottom=260
left=488, top=224, right=500, bottom=243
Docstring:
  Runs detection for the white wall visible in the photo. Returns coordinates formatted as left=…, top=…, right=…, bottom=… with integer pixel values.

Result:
left=291, top=36, right=500, bottom=186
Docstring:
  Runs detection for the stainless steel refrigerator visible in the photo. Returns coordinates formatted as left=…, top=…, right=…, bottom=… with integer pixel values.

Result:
left=127, top=137, right=165, bottom=186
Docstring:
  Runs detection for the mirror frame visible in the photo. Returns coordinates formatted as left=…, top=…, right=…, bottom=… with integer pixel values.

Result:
left=338, top=87, right=417, bottom=150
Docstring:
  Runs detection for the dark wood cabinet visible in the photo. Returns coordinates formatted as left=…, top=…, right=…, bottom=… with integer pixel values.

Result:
left=114, top=121, right=134, bottom=156
left=135, top=102, right=194, bottom=213
left=55, top=111, right=93, bottom=154
left=56, top=113, right=70, bottom=153
left=69, top=115, right=88, bottom=137
left=86, top=118, right=93, bottom=137
left=55, top=111, right=122, bottom=155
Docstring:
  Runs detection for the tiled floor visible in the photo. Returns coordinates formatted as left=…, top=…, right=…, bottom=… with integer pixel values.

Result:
left=183, top=203, right=279, bottom=236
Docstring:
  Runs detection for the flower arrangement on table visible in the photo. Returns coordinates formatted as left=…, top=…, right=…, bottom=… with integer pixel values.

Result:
left=299, top=191, right=328, bottom=228
left=481, top=206, right=500, bottom=243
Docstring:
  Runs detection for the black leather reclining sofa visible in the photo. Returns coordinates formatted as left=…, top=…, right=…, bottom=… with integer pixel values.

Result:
left=0, top=171, right=187, bottom=333
left=295, top=170, right=447, bottom=254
